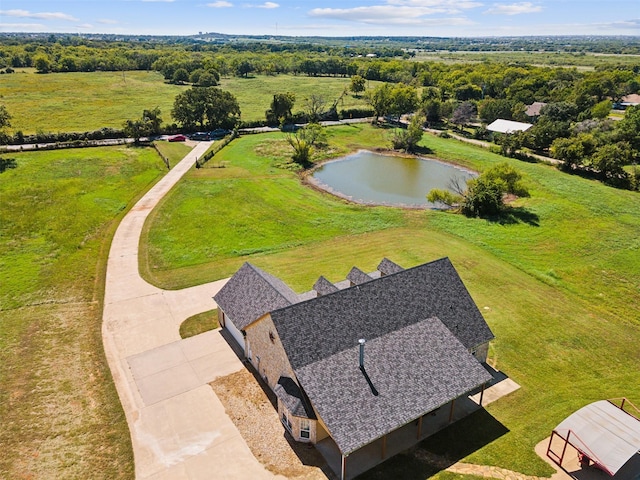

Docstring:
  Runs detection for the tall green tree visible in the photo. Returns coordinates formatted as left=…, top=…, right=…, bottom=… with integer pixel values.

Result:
left=366, top=83, right=392, bottom=121
left=0, top=105, right=11, bottom=143
left=391, top=114, right=424, bottom=152
left=172, top=87, right=240, bottom=130
left=142, top=107, right=163, bottom=135
left=350, top=75, right=366, bottom=97
left=265, top=92, right=296, bottom=125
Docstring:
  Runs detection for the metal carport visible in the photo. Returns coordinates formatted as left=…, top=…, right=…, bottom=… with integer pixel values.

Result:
left=547, top=399, right=640, bottom=476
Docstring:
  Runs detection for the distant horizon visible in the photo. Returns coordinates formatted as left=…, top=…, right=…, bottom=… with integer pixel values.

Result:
left=2, top=1, right=640, bottom=38
left=3, top=31, right=640, bottom=40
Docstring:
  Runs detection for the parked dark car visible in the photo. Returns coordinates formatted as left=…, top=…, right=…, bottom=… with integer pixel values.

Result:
left=190, top=132, right=210, bottom=141
left=209, top=129, right=231, bottom=139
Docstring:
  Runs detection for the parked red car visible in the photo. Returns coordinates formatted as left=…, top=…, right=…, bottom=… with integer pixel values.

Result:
left=168, top=134, right=187, bottom=142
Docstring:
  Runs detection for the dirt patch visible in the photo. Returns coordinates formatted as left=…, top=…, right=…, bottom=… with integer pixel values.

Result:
left=210, top=368, right=333, bottom=480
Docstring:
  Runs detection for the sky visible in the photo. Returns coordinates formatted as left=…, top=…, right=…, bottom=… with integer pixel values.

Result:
left=1, top=1, right=639, bottom=38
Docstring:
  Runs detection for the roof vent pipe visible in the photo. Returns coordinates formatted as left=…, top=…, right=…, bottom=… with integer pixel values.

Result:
left=358, top=338, right=366, bottom=368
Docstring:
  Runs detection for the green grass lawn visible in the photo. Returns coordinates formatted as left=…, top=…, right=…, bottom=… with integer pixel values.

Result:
left=0, top=69, right=187, bottom=135
left=179, top=309, right=219, bottom=339
left=0, top=145, right=170, bottom=479
left=142, top=124, right=640, bottom=478
left=218, top=74, right=375, bottom=123
left=0, top=70, right=374, bottom=135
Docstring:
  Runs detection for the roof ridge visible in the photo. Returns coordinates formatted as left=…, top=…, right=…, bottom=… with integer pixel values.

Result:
left=270, top=257, right=453, bottom=315
left=245, top=262, right=298, bottom=305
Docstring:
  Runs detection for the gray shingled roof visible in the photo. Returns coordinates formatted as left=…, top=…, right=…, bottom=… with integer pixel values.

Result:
left=346, top=266, right=372, bottom=285
left=274, top=376, right=316, bottom=419
left=377, top=257, right=404, bottom=276
left=295, top=317, right=492, bottom=454
left=271, top=257, right=494, bottom=372
left=213, top=262, right=299, bottom=330
left=313, top=276, right=339, bottom=296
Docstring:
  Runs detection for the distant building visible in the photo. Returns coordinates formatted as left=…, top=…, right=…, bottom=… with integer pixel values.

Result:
left=524, top=102, right=547, bottom=118
left=614, top=94, right=640, bottom=110
left=486, top=119, right=533, bottom=134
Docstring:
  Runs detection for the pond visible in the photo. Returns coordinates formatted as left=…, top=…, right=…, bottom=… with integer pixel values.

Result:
left=310, top=150, right=476, bottom=208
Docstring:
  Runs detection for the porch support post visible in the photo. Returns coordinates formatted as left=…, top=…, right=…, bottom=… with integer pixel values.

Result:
left=560, top=431, right=570, bottom=466
left=546, top=431, right=555, bottom=458
left=449, top=398, right=456, bottom=423
left=417, top=416, right=423, bottom=439
left=341, top=455, right=346, bottom=480
left=479, top=383, right=486, bottom=406
left=381, top=435, right=387, bottom=459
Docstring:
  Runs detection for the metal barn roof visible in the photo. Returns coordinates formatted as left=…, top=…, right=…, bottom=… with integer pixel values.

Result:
left=486, top=119, right=533, bottom=134
left=553, top=400, right=640, bottom=475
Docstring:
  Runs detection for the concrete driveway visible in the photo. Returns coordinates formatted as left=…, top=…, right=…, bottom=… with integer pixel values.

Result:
left=102, top=141, right=277, bottom=479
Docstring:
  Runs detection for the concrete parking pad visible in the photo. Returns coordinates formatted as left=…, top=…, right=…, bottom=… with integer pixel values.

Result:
left=128, top=330, right=244, bottom=406
left=102, top=142, right=276, bottom=479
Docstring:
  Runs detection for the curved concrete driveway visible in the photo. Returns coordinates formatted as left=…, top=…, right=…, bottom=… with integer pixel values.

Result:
left=102, top=142, right=277, bottom=479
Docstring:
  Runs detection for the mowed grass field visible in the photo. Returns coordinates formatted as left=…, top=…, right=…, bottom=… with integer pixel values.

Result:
left=0, top=70, right=371, bottom=135
left=142, top=124, right=640, bottom=477
left=0, top=143, right=190, bottom=479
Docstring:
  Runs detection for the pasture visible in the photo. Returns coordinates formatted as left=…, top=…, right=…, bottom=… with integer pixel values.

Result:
left=0, top=144, right=185, bottom=479
left=142, top=124, right=640, bottom=477
left=0, top=70, right=371, bottom=135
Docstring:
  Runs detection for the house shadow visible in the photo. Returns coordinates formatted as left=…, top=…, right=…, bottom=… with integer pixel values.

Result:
left=217, top=329, right=336, bottom=477
left=356, top=409, right=509, bottom=480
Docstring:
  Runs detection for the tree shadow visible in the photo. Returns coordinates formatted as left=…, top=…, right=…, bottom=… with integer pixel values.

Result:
left=412, top=145, right=434, bottom=155
left=484, top=206, right=540, bottom=226
left=0, top=157, right=17, bottom=173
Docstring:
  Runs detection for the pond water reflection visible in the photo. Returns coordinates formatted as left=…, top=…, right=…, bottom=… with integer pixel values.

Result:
left=311, top=150, right=476, bottom=208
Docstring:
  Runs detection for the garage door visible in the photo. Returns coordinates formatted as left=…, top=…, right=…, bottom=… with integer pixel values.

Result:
left=223, top=312, right=245, bottom=352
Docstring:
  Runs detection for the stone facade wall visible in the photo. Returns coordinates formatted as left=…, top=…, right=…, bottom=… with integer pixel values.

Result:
left=245, top=314, right=296, bottom=391
left=277, top=398, right=317, bottom=443
left=471, top=342, right=489, bottom=363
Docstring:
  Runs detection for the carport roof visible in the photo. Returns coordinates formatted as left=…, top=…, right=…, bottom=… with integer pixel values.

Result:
left=554, top=400, right=640, bottom=475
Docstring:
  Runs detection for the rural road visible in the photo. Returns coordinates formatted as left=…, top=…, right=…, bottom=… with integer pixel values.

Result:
left=102, top=141, right=278, bottom=479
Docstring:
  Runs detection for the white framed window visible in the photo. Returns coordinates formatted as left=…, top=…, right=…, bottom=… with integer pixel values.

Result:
left=300, top=419, right=310, bottom=439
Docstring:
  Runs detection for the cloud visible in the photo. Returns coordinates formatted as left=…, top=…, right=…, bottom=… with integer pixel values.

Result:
left=258, top=2, right=279, bottom=8
left=386, top=0, right=481, bottom=7
left=141, top=0, right=175, bottom=2
left=602, top=19, right=640, bottom=30
left=98, top=18, right=119, bottom=25
left=208, top=1, right=233, bottom=6
left=0, top=22, right=45, bottom=30
left=309, top=0, right=481, bottom=25
left=0, top=9, right=79, bottom=21
left=484, top=2, right=542, bottom=15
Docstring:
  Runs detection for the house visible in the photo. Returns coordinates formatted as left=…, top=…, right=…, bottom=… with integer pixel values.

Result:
left=486, top=118, right=533, bottom=134
left=524, top=101, right=547, bottom=119
left=614, top=93, right=640, bottom=110
left=214, top=257, right=495, bottom=479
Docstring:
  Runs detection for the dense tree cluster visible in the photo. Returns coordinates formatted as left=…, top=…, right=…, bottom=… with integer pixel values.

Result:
left=171, top=87, right=240, bottom=130
left=427, top=163, right=529, bottom=217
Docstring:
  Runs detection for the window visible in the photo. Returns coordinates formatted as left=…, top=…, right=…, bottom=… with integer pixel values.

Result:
left=281, top=411, right=292, bottom=432
left=300, top=419, right=310, bottom=439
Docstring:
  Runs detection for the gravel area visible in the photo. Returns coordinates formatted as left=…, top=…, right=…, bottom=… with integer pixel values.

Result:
left=211, top=368, right=335, bottom=480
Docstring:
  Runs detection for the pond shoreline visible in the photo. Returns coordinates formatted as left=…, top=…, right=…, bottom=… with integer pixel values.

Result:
left=302, top=149, right=477, bottom=210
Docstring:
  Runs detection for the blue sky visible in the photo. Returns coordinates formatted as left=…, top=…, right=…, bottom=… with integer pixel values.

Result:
left=1, top=1, right=639, bottom=37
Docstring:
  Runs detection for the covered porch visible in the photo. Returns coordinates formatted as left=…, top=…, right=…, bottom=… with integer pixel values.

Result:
left=316, top=364, right=518, bottom=480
